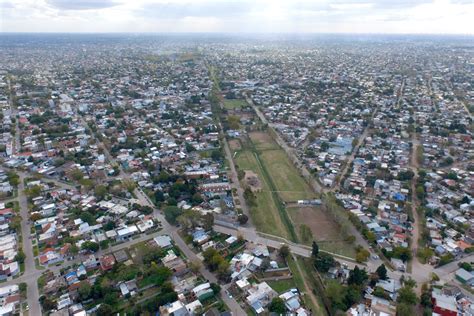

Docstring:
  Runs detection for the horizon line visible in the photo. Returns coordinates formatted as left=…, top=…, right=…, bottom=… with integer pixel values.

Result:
left=0, top=31, right=473, bottom=37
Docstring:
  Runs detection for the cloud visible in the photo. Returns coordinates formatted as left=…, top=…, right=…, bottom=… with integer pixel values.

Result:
left=0, top=1, right=15, bottom=9
left=137, top=1, right=254, bottom=19
left=46, top=0, right=119, bottom=11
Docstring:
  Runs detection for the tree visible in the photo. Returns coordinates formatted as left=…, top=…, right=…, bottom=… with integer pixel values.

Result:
left=279, top=245, right=290, bottom=260
left=78, top=282, right=92, bottom=300
left=344, top=285, right=362, bottom=308
left=7, top=172, right=19, bottom=187
left=15, top=249, right=26, bottom=264
left=164, top=206, right=183, bottom=225
left=19, top=283, right=27, bottom=296
left=100, top=239, right=109, bottom=250
left=81, top=241, right=99, bottom=252
left=210, top=283, right=221, bottom=294
left=39, top=296, right=55, bottom=311
left=217, top=260, right=230, bottom=279
left=94, top=185, right=108, bottom=199
left=314, top=252, right=336, bottom=273
left=459, top=262, right=473, bottom=272
left=397, top=286, right=418, bottom=305
left=70, top=169, right=84, bottom=181
left=311, top=241, right=319, bottom=257
left=325, top=280, right=345, bottom=311
left=70, top=244, right=79, bottom=255
left=356, top=248, right=370, bottom=263
left=348, top=266, right=368, bottom=286
left=268, top=297, right=286, bottom=314
left=30, top=213, right=43, bottom=222
left=376, top=264, right=388, bottom=280
left=237, top=214, right=249, bottom=225
left=25, top=185, right=42, bottom=198
left=97, top=303, right=114, bottom=316
left=122, top=179, right=136, bottom=193
left=397, top=303, right=415, bottom=316
left=189, top=260, right=202, bottom=274
left=211, top=149, right=223, bottom=161
left=392, top=246, right=412, bottom=262
left=202, top=213, right=214, bottom=231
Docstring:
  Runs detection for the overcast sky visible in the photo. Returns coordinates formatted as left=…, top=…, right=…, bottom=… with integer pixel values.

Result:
left=1, top=0, right=473, bottom=34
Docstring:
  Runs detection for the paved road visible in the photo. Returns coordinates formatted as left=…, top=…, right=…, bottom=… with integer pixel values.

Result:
left=17, top=173, right=41, bottom=316
left=7, top=78, right=42, bottom=316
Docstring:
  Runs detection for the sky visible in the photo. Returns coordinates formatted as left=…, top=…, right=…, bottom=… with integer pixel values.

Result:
left=0, top=0, right=473, bottom=34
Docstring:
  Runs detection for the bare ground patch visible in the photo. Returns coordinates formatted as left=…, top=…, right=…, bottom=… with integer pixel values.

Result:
left=228, top=139, right=242, bottom=151
left=244, top=170, right=262, bottom=192
left=288, top=207, right=342, bottom=241
left=288, top=206, right=356, bottom=258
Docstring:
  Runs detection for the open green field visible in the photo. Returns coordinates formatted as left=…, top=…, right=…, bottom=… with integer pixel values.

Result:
left=249, top=131, right=280, bottom=151
left=268, top=279, right=296, bottom=294
left=259, top=149, right=315, bottom=202
left=235, top=150, right=290, bottom=239
left=223, top=99, right=247, bottom=109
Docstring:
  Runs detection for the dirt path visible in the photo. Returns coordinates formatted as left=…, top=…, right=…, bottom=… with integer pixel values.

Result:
left=292, top=256, right=325, bottom=315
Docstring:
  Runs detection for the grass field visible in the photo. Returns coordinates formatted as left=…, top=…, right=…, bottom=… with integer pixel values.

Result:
left=288, top=206, right=356, bottom=258
left=223, top=99, right=247, bottom=109
left=235, top=150, right=290, bottom=239
left=249, top=131, right=280, bottom=151
left=259, top=149, right=315, bottom=202
left=267, top=279, right=297, bottom=294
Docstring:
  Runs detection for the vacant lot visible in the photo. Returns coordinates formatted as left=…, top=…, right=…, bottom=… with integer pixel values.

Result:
left=288, top=206, right=356, bottom=258
left=235, top=150, right=289, bottom=239
left=223, top=99, right=247, bottom=109
left=228, top=139, right=241, bottom=151
left=249, top=131, right=280, bottom=151
left=268, top=279, right=297, bottom=294
left=259, top=149, right=315, bottom=202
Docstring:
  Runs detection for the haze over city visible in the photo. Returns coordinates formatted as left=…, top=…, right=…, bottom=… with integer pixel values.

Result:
left=1, top=0, right=474, bottom=34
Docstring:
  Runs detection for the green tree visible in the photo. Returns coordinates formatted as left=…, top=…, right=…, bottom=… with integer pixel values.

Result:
left=314, top=252, right=336, bottom=273
left=237, top=214, right=249, bottom=225
left=78, top=282, right=92, bottom=300
left=268, top=297, right=286, bottom=314
left=397, top=303, right=415, bottom=316
left=164, top=206, right=183, bottom=225
left=202, top=213, right=214, bottom=231
left=96, top=303, right=114, bottom=316
left=312, top=241, right=319, bottom=257
left=397, top=286, right=418, bottom=305
left=348, top=266, right=368, bottom=286
left=94, top=185, right=108, bottom=199
left=81, top=241, right=99, bottom=252
left=15, top=249, right=26, bottom=264
left=376, top=264, right=388, bottom=280
left=279, top=245, right=290, bottom=260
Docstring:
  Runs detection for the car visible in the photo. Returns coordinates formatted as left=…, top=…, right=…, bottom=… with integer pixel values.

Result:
left=371, top=255, right=379, bottom=260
